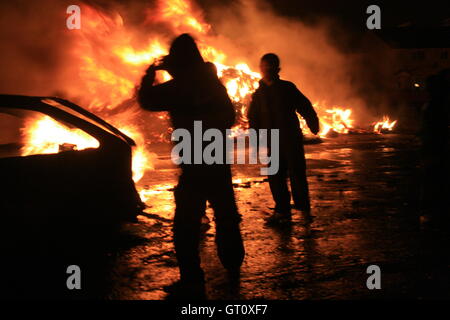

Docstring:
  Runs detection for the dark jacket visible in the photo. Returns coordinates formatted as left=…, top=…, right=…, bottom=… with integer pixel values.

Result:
left=248, top=78, right=319, bottom=147
left=137, top=63, right=235, bottom=132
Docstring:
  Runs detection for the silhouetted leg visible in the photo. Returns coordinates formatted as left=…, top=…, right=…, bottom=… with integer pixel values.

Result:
left=267, top=158, right=291, bottom=213
left=207, top=165, right=245, bottom=273
left=173, top=170, right=206, bottom=283
left=289, top=146, right=311, bottom=212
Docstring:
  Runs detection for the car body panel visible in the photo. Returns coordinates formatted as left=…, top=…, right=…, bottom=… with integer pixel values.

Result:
left=0, top=95, right=143, bottom=254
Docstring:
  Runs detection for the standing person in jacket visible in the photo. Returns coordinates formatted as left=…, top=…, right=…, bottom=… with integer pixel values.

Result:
left=248, top=53, right=319, bottom=224
left=137, top=34, right=245, bottom=298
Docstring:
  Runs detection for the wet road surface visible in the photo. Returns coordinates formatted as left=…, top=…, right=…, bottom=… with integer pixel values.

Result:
left=106, top=133, right=449, bottom=300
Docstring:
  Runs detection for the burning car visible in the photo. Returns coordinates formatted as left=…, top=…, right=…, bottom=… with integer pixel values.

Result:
left=0, top=94, right=144, bottom=254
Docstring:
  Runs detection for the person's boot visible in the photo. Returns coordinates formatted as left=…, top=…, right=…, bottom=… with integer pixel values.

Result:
left=164, top=279, right=206, bottom=300
left=164, top=269, right=206, bottom=300
left=215, top=222, right=245, bottom=277
left=265, top=207, right=292, bottom=226
left=293, top=198, right=311, bottom=213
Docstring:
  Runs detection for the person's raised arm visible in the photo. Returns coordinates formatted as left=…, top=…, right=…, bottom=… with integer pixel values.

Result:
left=137, top=64, right=178, bottom=111
left=291, top=84, right=319, bottom=135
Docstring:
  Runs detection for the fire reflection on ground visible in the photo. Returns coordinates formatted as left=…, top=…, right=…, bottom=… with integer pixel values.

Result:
left=106, top=133, right=450, bottom=299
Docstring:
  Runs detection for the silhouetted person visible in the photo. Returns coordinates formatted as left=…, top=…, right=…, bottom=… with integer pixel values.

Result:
left=248, top=53, right=319, bottom=224
left=420, top=69, right=450, bottom=224
left=137, top=34, right=245, bottom=298
left=205, top=61, right=218, bottom=77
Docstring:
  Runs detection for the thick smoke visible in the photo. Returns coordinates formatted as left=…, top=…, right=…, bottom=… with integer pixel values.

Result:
left=0, top=1, right=81, bottom=96
left=0, top=0, right=77, bottom=144
left=0, top=0, right=398, bottom=130
left=200, top=0, right=399, bottom=125
left=0, top=0, right=160, bottom=102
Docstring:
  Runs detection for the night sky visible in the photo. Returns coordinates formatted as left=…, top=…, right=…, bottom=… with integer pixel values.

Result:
left=198, top=0, right=450, bottom=30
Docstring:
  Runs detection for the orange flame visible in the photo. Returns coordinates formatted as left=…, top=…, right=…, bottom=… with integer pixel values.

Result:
left=21, top=116, right=99, bottom=156
left=298, top=104, right=354, bottom=137
left=20, top=115, right=151, bottom=182
left=21, top=0, right=377, bottom=188
left=373, top=116, right=397, bottom=133
left=158, top=0, right=210, bottom=34
left=21, top=0, right=264, bottom=185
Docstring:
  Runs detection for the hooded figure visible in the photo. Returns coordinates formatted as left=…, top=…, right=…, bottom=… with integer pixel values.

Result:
left=138, top=34, right=245, bottom=298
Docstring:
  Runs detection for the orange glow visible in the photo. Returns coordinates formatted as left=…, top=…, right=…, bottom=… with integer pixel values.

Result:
left=22, top=0, right=263, bottom=187
left=321, top=107, right=354, bottom=135
left=21, top=115, right=151, bottom=183
left=297, top=104, right=354, bottom=137
left=159, top=0, right=210, bottom=34
left=116, top=125, right=154, bottom=182
left=21, top=0, right=395, bottom=195
left=21, top=116, right=99, bottom=156
left=373, top=116, right=397, bottom=133
left=138, top=184, right=174, bottom=202
left=114, top=40, right=167, bottom=66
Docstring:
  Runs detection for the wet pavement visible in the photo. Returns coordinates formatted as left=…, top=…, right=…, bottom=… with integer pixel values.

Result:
left=106, top=133, right=450, bottom=300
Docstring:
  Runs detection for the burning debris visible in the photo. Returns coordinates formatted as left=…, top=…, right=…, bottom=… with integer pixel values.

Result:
left=373, top=116, right=398, bottom=134
left=22, top=115, right=99, bottom=155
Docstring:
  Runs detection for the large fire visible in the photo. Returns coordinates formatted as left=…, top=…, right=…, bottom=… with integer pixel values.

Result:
left=21, top=115, right=100, bottom=155
left=20, top=0, right=397, bottom=185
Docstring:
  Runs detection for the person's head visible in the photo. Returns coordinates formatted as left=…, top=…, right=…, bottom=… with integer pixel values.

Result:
left=162, top=33, right=204, bottom=77
left=205, top=61, right=218, bottom=76
left=260, top=53, right=280, bottom=79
